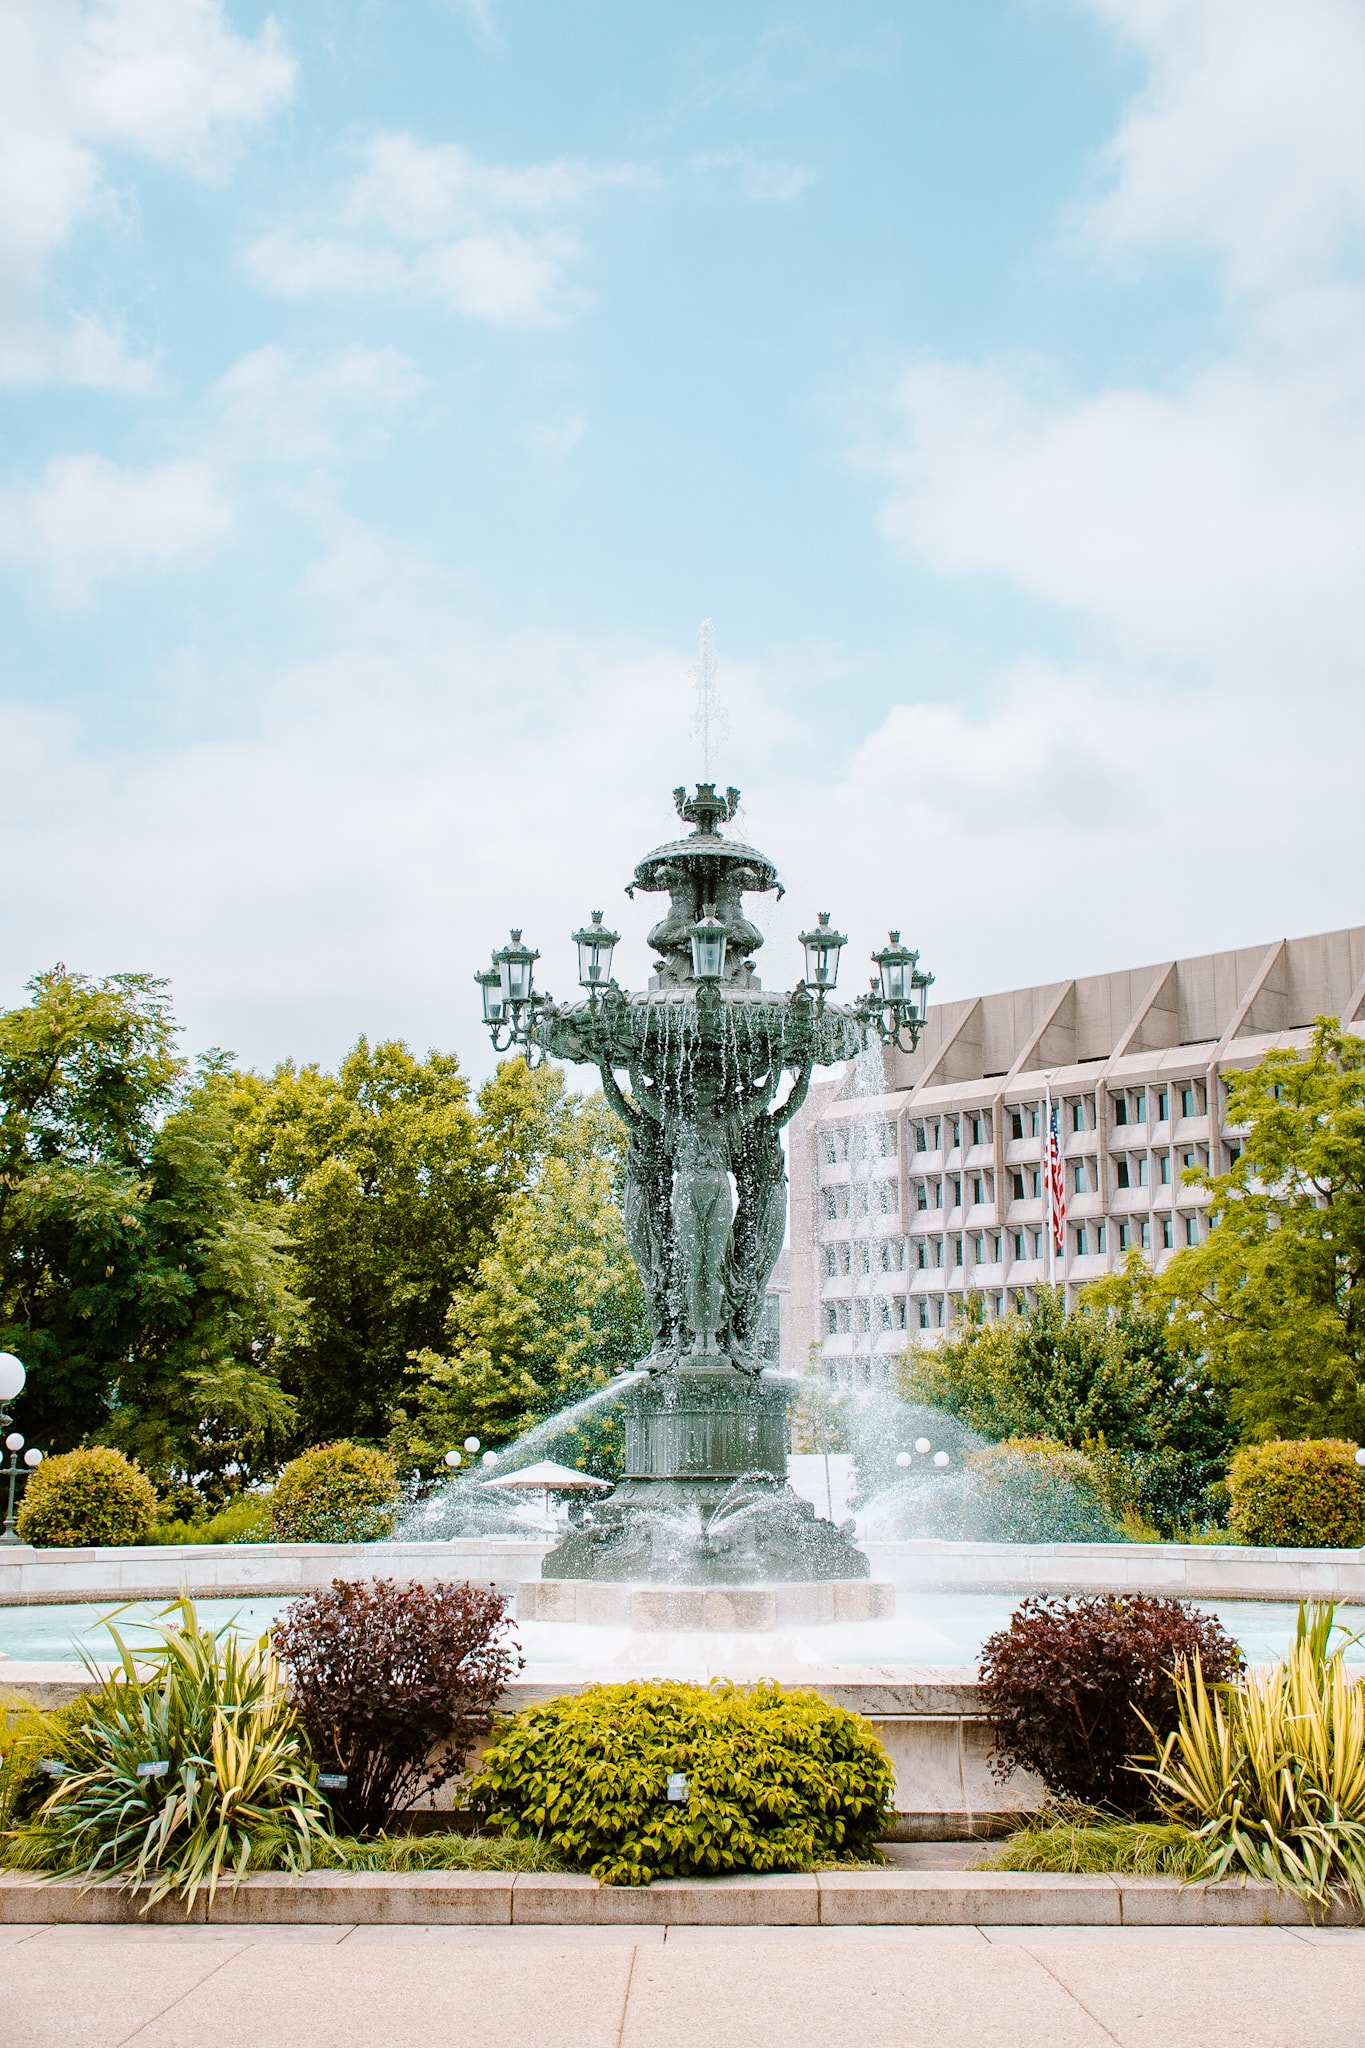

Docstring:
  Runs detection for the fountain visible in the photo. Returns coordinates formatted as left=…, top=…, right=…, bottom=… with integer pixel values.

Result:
left=474, top=780, right=932, bottom=1628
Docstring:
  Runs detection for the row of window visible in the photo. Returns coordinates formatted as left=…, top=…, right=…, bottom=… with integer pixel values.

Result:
left=916, top=1172, right=995, bottom=1210
left=824, top=1297, right=911, bottom=1335
left=826, top=1212, right=1205, bottom=1282
left=825, top=1240, right=908, bottom=1277
left=874, top=1084, right=1215, bottom=1164
left=823, top=1180, right=899, bottom=1220
left=821, top=1122, right=898, bottom=1165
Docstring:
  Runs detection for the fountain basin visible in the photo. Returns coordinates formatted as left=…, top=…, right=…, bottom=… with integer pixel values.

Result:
left=516, top=1577, right=895, bottom=1631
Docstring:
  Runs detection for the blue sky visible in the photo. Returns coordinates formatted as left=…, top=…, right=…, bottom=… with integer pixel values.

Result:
left=1, top=0, right=1361, bottom=1078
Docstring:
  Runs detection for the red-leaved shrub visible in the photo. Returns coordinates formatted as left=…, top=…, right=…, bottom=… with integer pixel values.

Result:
left=979, top=1594, right=1243, bottom=1815
left=273, top=1577, right=521, bottom=1835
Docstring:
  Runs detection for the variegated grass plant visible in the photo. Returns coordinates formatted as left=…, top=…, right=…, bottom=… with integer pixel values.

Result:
left=6, top=1597, right=330, bottom=1909
left=1137, top=1602, right=1365, bottom=1913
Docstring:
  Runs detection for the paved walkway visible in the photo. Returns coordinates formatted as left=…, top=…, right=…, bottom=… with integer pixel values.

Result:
left=3, top=1921, right=1362, bottom=2048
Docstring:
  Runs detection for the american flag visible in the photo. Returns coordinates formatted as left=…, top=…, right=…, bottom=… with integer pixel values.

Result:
left=1045, top=1091, right=1067, bottom=1260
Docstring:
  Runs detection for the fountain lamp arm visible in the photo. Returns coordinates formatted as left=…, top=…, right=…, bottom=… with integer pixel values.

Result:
left=597, top=1062, right=640, bottom=1125
left=769, top=1058, right=816, bottom=1131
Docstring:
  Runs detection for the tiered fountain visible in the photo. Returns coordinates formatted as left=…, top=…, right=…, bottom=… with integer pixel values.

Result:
left=475, top=781, right=932, bottom=1629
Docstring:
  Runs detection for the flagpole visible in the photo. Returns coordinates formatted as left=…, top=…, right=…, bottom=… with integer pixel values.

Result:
left=1045, top=1075, right=1056, bottom=1290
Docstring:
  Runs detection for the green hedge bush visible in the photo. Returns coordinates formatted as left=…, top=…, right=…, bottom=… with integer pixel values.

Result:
left=270, top=1442, right=398, bottom=1544
left=15, top=1447, right=158, bottom=1548
left=1227, top=1439, right=1365, bottom=1547
left=469, top=1679, right=895, bottom=1886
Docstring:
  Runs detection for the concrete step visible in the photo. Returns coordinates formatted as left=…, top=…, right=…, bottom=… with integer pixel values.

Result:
left=1, top=1867, right=1355, bottom=1928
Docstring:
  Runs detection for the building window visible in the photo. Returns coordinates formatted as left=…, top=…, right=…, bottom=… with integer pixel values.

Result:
left=1137, top=1156, right=1149, bottom=1186
left=1072, top=1101, right=1086, bottom=1133
left=915, top=1181, right=928, bottom=1211
left=1011, top=1170, right=1026, bottom=1201
left=822, top=1136, right=837, bottom=1166
left=1140, top=1218, right=1152, bottom=1250
left=1158, top=1089, right=1169, bottom=1122
left=895, top=1298, right=908, bottom=1330
left=916, top=1241, right=927, bottom=1269
left=918, top=1301, right=930, bottom=1330
left=1159, top=1152, right=1171, bottom=1184
left=1186, top=1216, right=1200, bottom=1246
left=1116, top=1160, right=1131, bottom=1190
left=1181, top=1084, right=1199, bottom=1119
left=991, top=1232, right=1002, bottom=1260
left=824, top=1191, right=838, bottom=1221
left=969, top=1174, right=983, bottom=1204
left=1073, top=1163, right=1087, bottom=1194
left=1075, top=1225, right=1088, bottom=1256
left=1097, top=1222, right=1107, bottom=1253
left=1134, top=1090, right=1147, bottom=1123
left=1161, top=1218, right=1174, bottom=1249
left=914, top=1121, right=927, bottom=1151
left=882, top=1124, right=898, bottom=1157
left=1118, top=1221, right=1131, bottom=1251
left=824, top=1247, right=837, bottom=1277
left=825, top=1304, right=838, bottom=1334
left=970, top=1112, right=984, bottom=1145
left=1113, top=1095, right=1128, bottom=1126
left=1013, top=1231, right=1027, bottom=1260
left=880, top=1180, right=898, bottom=1213
left=1011, top=1110, right=1024, bottom=1140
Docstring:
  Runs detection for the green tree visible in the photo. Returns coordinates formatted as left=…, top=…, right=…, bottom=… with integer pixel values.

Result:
left=0, top=969, right=297, bottom=1487
left=226, top=1039, right=493, bottom=1445
left=389, top=1082, right=647, bottom=1467
left=902, top=1270, right=1233, bottom=1531
left=1160, top=1018, right=1365, bottom=1441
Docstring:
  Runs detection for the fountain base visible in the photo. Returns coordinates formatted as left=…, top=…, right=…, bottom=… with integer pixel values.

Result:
left=517, top=1577, right=895, bottom=1632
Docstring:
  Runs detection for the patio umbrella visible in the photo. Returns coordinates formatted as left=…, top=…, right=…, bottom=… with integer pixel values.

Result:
left=480, top=1459, right=612, bottom=1526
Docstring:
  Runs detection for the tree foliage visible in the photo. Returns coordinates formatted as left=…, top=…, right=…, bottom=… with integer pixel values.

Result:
left=1158, top=1020, right=1365, bottom=1442
left=902, top=1271, right=1234, bottom=1531
left=225, top=1039, right=493, bottom=1445
left=0, top=969, right=297, bottom=1486
left=388, top=1074, right=647, bottom=1465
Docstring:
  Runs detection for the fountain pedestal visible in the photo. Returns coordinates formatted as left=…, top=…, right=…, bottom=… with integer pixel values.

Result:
left=516, top=1577, right=894, bottom=1631
left=537, top=1365, right=873, bottom=1589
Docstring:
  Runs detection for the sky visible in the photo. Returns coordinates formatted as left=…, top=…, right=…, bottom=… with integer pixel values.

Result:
left=1, top=0, right=1361, bottom=1083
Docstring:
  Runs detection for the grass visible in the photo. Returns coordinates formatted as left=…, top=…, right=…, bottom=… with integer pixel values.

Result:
left=977, top=1804, right=1206, bottom=1877
left=145, top=1496, right=272, bottom=1546
left=311, top=1831, right=569, bottom=1873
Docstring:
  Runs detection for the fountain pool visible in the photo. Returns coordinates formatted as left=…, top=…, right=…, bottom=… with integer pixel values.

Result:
left=3, top=1589, right=1360, bottom=1673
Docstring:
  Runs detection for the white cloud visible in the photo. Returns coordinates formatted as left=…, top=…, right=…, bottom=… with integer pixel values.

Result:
left=0, top=0, right=295, bottom=386
left=0, top=453, right=231, bottom=603
left=246, top=132, right=645, bottom=326
left=1076, top=0, right=1365, bottom=294
left=875, top=351, right=1363, bottom=677
left=689, top=149, right=813, bottom=204
left=211, top=345, right=424, bottom=463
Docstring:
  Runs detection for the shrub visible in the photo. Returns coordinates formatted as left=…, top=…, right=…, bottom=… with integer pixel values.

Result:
left=470, top=1679, right=896, bottom=1886
left=4, top=1598, right=329, bottom=1906
left=270, top=1442, right=398, bottom=1544
left=1143, top=1602, right=1365, bottom=1912
left=272, top=1577, right=520, bottom=1836
left=964, top=1439, right=1119, bottom=1542
left=15, top=1447, right=158, bottom=1548
left=980, top=1594, right=1243, bottom=1815
left=983, top=1803, right=1206, bottom=1878
left=148, top=1494, right=273, bottom=1547
left=1227, top=1439, right=1365, bottom=1548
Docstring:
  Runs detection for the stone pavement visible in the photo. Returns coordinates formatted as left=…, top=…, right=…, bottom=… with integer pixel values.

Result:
left=2, top=1920, right=1362, bottom=2048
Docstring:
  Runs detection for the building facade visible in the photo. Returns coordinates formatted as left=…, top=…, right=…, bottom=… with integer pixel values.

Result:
left=780, top=926, right=1365, bottom=1385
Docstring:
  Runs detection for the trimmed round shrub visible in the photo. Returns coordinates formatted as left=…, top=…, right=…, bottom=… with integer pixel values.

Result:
left=270, top=1442, right=399, bottom=1544
left=980, top=1594, right=1244, bottom=1815
left=15, top=1446, right=158, bottom=1548
left=470, top=1679, right=896, bottom=1886
left=1227, top=1439, right=1365, bottom=1548
left=273, top=1576, right=520, bottom=1835
left=964, top=1438, right=1119, bottom=1543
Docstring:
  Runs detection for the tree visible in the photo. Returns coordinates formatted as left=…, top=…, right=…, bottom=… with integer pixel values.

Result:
left=902, top=1270, right=1234, bottom=1531
left=388, top=1076, right=647, bottom=1467
left=0, top=968, right=297, bottom=1488
left=1159, top=1019, right=1365, bottom=1442
left=225, top=1039, right=492, bottom=1445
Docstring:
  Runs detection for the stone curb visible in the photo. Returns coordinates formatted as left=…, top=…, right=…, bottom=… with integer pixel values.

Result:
left=1, top=1868, right=1356, bottom=1928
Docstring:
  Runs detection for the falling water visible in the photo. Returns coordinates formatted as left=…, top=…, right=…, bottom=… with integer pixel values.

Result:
left=690, top=617, right=728, bottom=780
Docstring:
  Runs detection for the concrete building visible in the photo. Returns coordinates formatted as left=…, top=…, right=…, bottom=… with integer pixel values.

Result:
left=780, top=926, right=1365, bottom=1385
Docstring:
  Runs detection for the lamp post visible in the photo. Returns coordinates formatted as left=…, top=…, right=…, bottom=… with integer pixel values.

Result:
left=0, top=1354, right=42, bottom=1545
left=474, top=781, right=932, bottom=1587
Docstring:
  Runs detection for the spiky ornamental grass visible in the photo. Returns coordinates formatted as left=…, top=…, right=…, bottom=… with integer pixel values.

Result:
left=6, top=1598, right=330, bottom=1910
left=1139, top=1602, right=1365, bottom=1915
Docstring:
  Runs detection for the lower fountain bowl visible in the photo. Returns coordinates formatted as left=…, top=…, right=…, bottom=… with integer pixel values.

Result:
left=516, top=1578, right=896, bottom=1632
